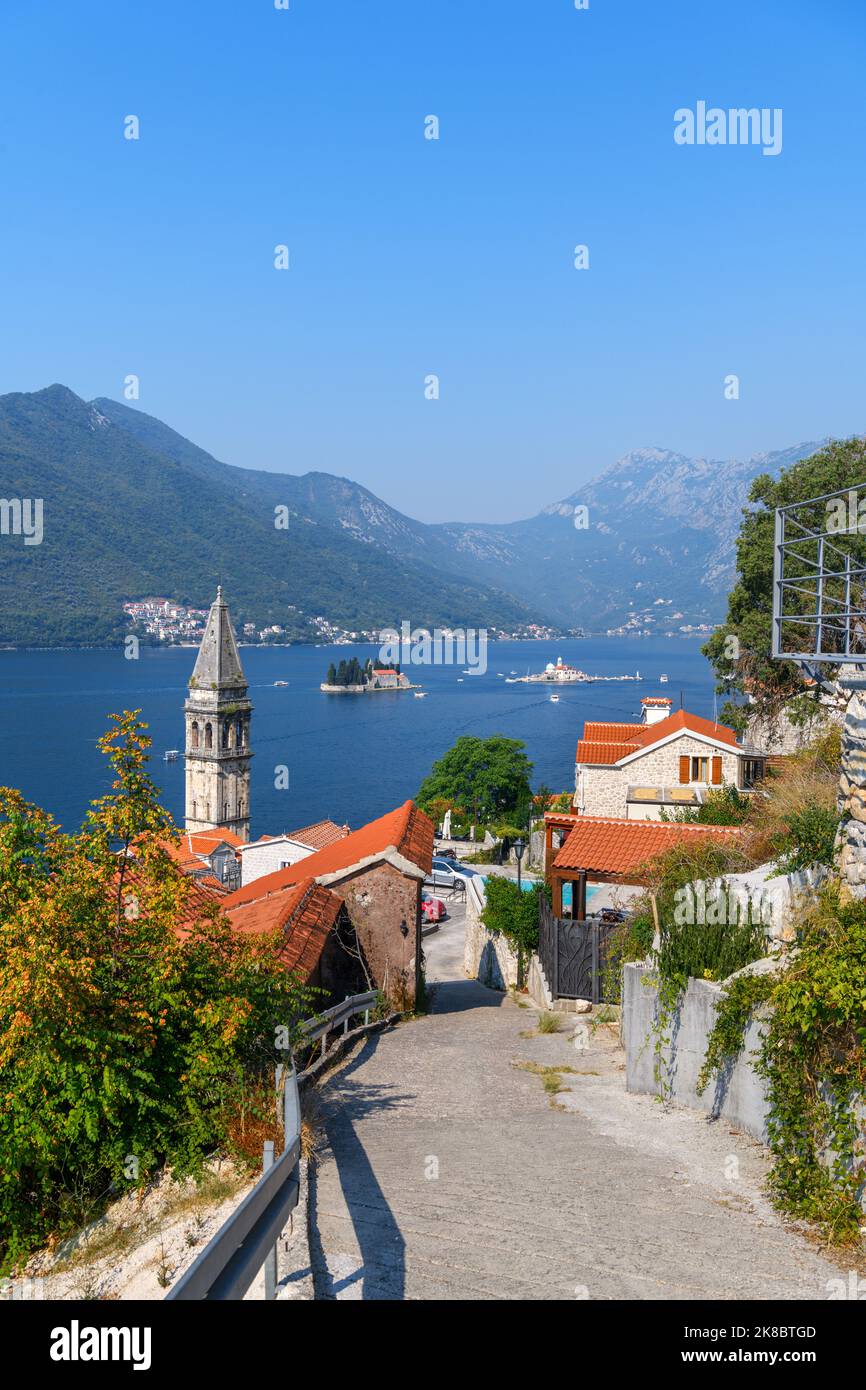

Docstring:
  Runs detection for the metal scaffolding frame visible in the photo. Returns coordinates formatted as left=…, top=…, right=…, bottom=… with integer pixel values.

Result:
left=772, top=483, right=866, bottom=665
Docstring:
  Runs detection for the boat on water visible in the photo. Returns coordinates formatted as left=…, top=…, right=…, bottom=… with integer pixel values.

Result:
left=414, top=691, right=427, bottom=698
left=273, top=680, right=288, bottom=687
left=659, top=673, right=669, bottom=683
left=163, top=749, right=180, bottom=762
left=549, top=694, right=560, bottom=703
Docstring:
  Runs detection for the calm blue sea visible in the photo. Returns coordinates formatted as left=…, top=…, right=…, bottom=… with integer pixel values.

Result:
left=0, top=638, right=715, bottom=836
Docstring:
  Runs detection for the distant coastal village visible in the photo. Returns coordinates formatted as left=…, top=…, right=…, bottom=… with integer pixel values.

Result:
left=122, top=598, right=567, bottom=648
left=123, top=596, right=713, bottom=651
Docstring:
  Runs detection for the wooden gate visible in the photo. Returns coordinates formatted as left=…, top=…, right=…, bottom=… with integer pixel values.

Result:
left=538, top=897, right=619, bottom=1003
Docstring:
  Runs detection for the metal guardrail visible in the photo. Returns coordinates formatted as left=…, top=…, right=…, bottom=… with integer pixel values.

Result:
left=166, top=989, right=379, bottom=1301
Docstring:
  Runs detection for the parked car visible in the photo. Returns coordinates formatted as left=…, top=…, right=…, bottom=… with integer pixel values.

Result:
left=428, top=856, right=475, bottom=890
left=421, top=891, right=446, bottom=923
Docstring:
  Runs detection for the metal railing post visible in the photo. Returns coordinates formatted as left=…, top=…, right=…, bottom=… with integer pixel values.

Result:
left=283, top=1062, right=299, bottom=1153
left=263, top=1141, right=277, bottom=1301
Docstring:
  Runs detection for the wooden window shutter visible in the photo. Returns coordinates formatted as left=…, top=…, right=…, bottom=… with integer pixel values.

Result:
left=679, top=755, right=690, bottom=784
left=711, top=756, right=722, bottom=785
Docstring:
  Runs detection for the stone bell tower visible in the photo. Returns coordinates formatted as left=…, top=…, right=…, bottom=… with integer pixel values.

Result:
left=184, top=588, right=252, bottom=841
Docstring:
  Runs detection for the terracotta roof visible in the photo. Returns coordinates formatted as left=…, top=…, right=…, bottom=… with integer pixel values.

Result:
left=225, top=878, right=342, bottom=979
left=117, top=864, right=225, bottom=933
left=185, top=828, right=244, bottom=852
left=629, top=709, right=738, bottom=750
left=552, top=816, right=737, bottom=878
left=576, top=739, right=641, bottom=765
left=224, top=800, right=434, bottom=907
left=641, top=697, right=673, bottom=706
left=583, top=721, right=644, bottom=740
left=576, top=709, right=739, bottom=765
left=284, top=819, right=349, bottom=851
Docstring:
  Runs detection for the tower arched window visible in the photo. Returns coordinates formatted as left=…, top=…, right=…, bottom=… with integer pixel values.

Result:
left=190, top=721, right=199, bottom=750
left=204, top=723, right=213, bottom=750
left=235, top=718, right=244, bottom=748
left=222, top=720, right=231, bottom=750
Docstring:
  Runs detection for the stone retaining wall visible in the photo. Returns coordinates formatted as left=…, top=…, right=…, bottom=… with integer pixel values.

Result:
left=622, top=962, right=770, bottom=1138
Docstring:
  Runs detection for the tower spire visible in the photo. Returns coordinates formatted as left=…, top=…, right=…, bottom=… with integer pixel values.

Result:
left=183, top=590, right=253, bottom=841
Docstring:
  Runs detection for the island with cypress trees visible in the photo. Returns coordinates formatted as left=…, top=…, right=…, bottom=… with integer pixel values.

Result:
left=320, top=657, right=420, bottom=693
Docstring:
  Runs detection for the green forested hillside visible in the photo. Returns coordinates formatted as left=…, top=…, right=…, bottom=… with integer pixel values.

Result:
left=0, top=386, right=538, bottom=646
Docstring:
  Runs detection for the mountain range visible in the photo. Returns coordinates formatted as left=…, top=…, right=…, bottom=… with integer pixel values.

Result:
left=0, top=384, right=826, bottom=646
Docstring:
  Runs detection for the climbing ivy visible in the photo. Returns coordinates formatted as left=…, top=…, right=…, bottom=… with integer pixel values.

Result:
left=699, top=890, right=866, bottom=1243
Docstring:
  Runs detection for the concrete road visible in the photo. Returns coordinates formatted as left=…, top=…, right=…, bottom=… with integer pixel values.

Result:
left=309, top=920, right=847, bottom=1301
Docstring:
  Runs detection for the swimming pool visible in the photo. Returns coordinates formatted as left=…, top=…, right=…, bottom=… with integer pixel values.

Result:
left=476, top=875, right=600, bottom=910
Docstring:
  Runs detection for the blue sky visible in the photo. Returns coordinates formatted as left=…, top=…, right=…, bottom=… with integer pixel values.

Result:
left=1, top=0, right=864, bottom=520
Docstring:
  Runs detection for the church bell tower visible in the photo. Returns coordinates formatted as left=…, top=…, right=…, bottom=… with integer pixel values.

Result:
left=184, top=587, right=252, bottom=841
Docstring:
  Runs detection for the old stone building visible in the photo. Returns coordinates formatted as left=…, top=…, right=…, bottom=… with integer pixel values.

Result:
left=184, top=588, right=252, bottom=841
left=222, top=800, right=434, bottom=1006
left=573, top=696, right=766, bottom=820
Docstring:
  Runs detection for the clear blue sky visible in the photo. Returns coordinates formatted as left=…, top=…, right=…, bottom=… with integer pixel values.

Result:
left=1, top=0, right=863, bottom=520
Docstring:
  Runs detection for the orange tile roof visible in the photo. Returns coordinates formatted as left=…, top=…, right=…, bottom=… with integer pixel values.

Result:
left=583, top=721, right=643, bottom=740
left=552, top=816, right=737, bottom=878
left=117, top=864, right=225, bottom=933
left=629, top=709, right=738, bottom=749
left=224, top=800, right=434, bottom=907
left=185, top=828, right=244, bottom=852
left=576, top=739, right=640, bottom=765
left=225, top=878, right=342, bottom=979
left=285, top=819, right=349, bottom=851
left=576, top=709, right=739, bottom=765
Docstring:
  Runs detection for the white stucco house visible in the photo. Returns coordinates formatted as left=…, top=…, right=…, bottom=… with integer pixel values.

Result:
left=573, top=697, right=766, bottom=821
left=238, top=819, right=350, bottom=888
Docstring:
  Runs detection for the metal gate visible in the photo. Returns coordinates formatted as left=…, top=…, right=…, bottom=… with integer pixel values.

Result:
left=538, top=897, right=619, bottom=1003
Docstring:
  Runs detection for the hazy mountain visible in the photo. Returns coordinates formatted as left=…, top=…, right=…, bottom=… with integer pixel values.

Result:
left=0, top=386, right=831, bottom=645
left=426, top=444, right=826, bottom=630
left=101, top=399, right=826, bottom=633
left=0, top=387, right=539, bottom=646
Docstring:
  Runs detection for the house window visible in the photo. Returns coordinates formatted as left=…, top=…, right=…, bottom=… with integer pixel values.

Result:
left=741, top=758, right=764, bottom=789
left=691, top=756, right=709, bottom=783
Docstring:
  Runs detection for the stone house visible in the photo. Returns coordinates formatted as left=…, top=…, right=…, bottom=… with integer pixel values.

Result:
left=225, top=877, right=365, bottom=1003
left=573, top=697, right=766, bottom=821
left=223, top=800, right=434, bottom=1006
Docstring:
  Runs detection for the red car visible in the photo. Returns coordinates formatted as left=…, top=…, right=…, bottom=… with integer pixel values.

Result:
left=421, top=891, right=446, bottom=923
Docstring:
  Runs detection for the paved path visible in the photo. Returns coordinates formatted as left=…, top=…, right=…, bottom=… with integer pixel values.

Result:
left=309, top=920, right=845, bottom=1301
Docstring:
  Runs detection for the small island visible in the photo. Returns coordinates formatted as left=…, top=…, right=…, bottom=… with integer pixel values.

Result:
left=320, top=657, right=422, bottom=694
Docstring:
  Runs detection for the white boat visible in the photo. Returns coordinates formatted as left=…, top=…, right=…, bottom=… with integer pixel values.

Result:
left=414, top=691, right=427, bottom=698
left=549, top=694, right=560, bottom=703
left=163, top=749, right=180, bottom=762
left=273, top=680, right=288, bottom=687
left=659, top=673, right=669, bottom=683
left=457, top=678, right=464, bottom=683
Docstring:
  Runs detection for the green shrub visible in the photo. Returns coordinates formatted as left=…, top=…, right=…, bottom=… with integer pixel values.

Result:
left=699, top=890, right=866, bottom=1242
left=774, top=805, right=840, bottom=874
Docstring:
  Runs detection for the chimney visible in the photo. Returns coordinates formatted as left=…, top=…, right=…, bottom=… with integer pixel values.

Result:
left=641, top=696, right=673, bottom=727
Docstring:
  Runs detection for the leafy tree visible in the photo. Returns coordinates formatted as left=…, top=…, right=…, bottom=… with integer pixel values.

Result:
left=0, top=712, right=315, bottom=1267
left=326, top=662, right=336, bottom=685
left=417, top=736, right=533, bottom=827
left=703, top=438, right=866, bottom=729
left=480, top=876, right=549, bottom=983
